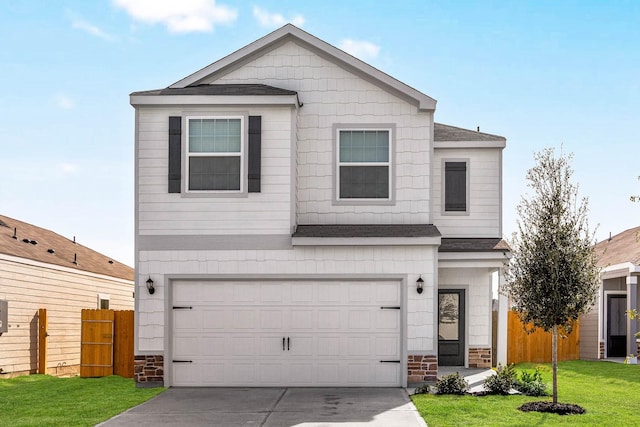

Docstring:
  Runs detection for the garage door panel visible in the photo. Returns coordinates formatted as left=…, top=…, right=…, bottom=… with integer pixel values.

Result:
left=259, top=309, right=283, bottom=329
left=376, top=336, right=400, bottom=357
left=290, top=309, right=313, bottom=329
left=348, top=310, right=371, bottom=329
left=376, top=283, right=401, bottom=304
left=317, top=336, right=341, bottom=356
left=348, top=337, right=371, bottom=356
left=232, top=309, right=258, bottom=329
left=172, top=280, right=401, bottom=387
left=232, top=336, right=258, bottom=355
left=318, top=309, right=340, bottom=329
left=375, top=310, right=400, bottom=330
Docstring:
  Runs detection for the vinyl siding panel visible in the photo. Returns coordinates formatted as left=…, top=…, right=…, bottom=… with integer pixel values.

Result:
left=433, top=148, right=501, bottom=237
left=0, top=258, right=133, bottom=375
left=137, top=107, right=293, bottom=235
left=206, top=40, right=432, bottom=224
left=580, top=300, right=600, bottom=360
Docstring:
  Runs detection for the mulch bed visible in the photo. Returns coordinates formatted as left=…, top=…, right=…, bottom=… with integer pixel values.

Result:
left=519, top=401, right=585, bottom=415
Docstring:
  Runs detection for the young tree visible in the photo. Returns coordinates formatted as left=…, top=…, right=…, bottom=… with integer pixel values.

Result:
left=503, top=148, right=600, bottom=404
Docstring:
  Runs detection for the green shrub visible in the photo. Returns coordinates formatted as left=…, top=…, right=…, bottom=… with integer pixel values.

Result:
left=435, top=372, right=469, bottom=395
left=413, top=384, right=431, bottom=395
left=515, top=368, right=548, bottom=396
left=483, top=363, right=517, bottom=395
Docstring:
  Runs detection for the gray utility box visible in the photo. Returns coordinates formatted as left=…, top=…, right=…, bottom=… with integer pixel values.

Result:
left=0, top=300, right=7, bottom=334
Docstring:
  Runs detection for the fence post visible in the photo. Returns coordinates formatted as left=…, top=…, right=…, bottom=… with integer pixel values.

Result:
left=38, top=308, right=47, bottom=374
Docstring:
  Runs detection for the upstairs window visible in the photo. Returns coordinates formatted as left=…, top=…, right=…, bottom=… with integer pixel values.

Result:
left=337, top=129, right=391, bottom=199
left=444, top=161, right=468, bottom=212
left=187, top=117, right=243, bottom=192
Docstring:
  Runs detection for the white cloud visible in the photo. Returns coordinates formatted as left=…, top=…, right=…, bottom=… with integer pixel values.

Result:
left=252, top=6, right=304, bottom=28
left=113, top=0, right=237, bottom=33
left=55, top=94, right=75, bottom=110
left=338, top=39, right=381, bottom=61
left=59, top=163, right=79, bottom=174
left=71, top=18, right=117, bottom=41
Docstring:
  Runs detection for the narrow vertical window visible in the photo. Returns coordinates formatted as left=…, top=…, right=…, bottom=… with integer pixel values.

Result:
left=445, top=161, right=467, bottom=212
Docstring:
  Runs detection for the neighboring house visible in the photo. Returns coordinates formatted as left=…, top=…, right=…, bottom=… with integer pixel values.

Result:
left=0, top=215, right=134, bottom=377
left=581, top=226, right=640, bottom=360
left=130, top=24, right=508, bottom=387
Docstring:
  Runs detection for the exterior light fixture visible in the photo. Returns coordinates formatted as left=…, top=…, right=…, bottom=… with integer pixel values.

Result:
left=146, top=277, right=155, bottom=295
left=416, top=276, right=424, bottom=294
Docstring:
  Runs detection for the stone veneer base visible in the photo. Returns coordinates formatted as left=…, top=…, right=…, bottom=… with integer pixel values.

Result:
left=134, top=355, right=164, bottom=387
left=407, top=354, right=438, bottom=384
left=468, top=348, right=492, bottom=368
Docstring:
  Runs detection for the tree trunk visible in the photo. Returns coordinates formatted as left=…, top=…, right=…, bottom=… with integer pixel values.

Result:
left=552, top=324, right=558, bottom=404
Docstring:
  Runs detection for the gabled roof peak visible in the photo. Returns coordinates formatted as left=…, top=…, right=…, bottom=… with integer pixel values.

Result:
left=169, top=24, right=436, bottom=111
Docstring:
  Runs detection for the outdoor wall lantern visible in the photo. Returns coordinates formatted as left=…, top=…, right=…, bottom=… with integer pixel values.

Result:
left=416, top=276, right=424, bottom=294
left=146, top=277, right=155, bottom=295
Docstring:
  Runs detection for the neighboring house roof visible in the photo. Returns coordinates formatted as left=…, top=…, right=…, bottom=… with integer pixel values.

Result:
left=434, top=123, right=506, bottom=142
left=0, top=215, right=133, bottom=281
left=439, top=238, right=510, bottom=252
left=166, top=24, right=437, bottom=111
left=292, top=224, right=441, bottom=238
left=594, top=226, right=640, bottom=268
left=130, top=83, right=298, bottom=97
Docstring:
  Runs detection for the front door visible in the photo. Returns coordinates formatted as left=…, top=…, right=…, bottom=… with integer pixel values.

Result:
left=607, top=294, right=627, bottom=357
left=438, top=289, right=465, bottom=366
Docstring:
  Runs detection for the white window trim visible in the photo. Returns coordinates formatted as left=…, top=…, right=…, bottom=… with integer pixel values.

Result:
left=97, top=293, right=110, bottom=309
left=441, top=158, right=470, bottom=216
left=185, top=115, right=245, bottom=194
left=334, top=126, right=394, bottom=203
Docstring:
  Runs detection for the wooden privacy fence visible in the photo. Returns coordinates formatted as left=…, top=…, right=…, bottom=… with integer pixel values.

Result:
left=80, top=309, right=134, bottom=378
left=507, top=311, right=580, bottom=364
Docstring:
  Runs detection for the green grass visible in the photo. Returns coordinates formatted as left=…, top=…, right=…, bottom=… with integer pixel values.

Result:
left=412, top=360, right=640, bottom=426
left=0, top=375, right=164, bottom=427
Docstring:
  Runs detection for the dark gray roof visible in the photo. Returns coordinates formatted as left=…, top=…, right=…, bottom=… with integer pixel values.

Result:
left=131, top=83, right=298, bottom=97
left=293, top=224, right=441, bottom=238
left=439, top=238, right=510, bottom=252
left=434, top=123, right=506, bottom=142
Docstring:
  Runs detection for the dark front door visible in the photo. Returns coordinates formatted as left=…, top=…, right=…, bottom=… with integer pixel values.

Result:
left=438, top=289, right=465, bottom=366
left=607, top=294, right=627, bottom=357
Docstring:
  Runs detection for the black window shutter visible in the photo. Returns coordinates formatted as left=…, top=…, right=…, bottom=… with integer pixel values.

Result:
left=445, top=162, right=466, bottom=211
left=168, top=116, right=182, bottom=193
left=248, top=116, right=262, bottom=193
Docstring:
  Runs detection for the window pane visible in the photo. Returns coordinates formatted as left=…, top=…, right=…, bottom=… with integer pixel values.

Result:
left=439, top=293, right=459, bottom=340
left=340, top=166, right=389, bottom=198
left=189, top=118, right=241, bottom=153
left=339, top=130, right=389, bottom=163
left=189, top=157, right=241, bottom=191
left=445, top=162, right=466, bottom=211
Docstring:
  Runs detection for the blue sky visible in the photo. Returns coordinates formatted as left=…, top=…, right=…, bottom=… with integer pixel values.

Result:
left=1, top=1, right=638, bottom=266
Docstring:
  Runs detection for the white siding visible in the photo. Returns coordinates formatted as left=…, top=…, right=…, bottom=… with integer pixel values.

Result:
left=206, top=40, right=432, bottom=225
left=137, top=246, right=437, bottom=354
left=0, top=258, right=133, bottom=375
left=433, top=148, right=501, bottom=237
left=137, top=106, right=293, bottom=235
left=439, top=267, right=493, bottom=347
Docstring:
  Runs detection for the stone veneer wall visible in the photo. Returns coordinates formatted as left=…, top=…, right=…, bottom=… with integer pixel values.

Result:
left=599, top=341, right=605, bottom=359
left=407, top=355, right=437, bottom=384
left=468, top=348, right=492, bottom=368
left=134, top=355, right=164, bottom=387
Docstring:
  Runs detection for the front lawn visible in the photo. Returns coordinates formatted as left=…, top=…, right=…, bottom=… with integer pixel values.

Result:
left=0, top=375, right=164, bottom=427
left=412, top=360, right=640, bottom=426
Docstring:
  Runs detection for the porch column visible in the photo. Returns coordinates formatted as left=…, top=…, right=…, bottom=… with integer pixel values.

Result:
left=627, top=275, right=638, bottom=356
left=496, top=268, right=508, bottom=365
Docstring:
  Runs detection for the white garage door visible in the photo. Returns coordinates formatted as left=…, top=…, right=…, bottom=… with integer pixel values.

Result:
left=171, top=280, right=402, bottom=387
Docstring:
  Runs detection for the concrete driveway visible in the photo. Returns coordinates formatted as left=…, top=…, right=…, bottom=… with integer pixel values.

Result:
left=98, top=387, right=427, bottom=427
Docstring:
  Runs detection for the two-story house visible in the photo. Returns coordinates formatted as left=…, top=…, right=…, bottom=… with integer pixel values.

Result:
left=130, top=24, right=508, bottom=388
